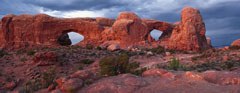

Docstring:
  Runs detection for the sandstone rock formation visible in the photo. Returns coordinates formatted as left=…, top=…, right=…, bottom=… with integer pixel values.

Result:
left=166, top=7, right=211, bottom=51
left=231, top=39, right=240, bottom=47
left=0, top=7, right=211, bottom=51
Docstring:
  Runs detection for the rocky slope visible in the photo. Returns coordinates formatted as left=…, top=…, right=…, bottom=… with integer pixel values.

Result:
left=0, top=45, right=239, bottom=93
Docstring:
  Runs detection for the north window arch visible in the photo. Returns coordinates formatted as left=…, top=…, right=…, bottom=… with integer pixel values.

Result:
left=150, top=29, right=163, bottom=41
left=57, top=31, right=84, bottom=46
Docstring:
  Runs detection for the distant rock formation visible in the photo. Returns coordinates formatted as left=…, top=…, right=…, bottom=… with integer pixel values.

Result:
left=231, top=39, right=240, bottom=47
left=0, top=7, right=211, bottom=51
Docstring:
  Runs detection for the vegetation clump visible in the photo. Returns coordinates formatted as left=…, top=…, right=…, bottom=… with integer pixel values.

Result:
left=0, top=49, right=8, bottom=58
left=27, top=50, right=36, bottom=56
left=80, top=59, right=94, bottom=64
left=99, top=54, right=141, bottom=76
left=149, top=46, right=165, bottom=54
left=20, top=68, right=56, bottom=93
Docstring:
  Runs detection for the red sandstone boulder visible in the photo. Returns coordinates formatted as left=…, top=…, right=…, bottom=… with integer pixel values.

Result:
left=70, top=70, right=94, bottom=80
left=142, top=68, right=175, bottom=79
left=202, top=70, right=240, bottom=85
left=56, top=77, right=83, bottom=93
left=107, top=44, right=120, bottom=51
left=231, top=39, right=240, bottom=47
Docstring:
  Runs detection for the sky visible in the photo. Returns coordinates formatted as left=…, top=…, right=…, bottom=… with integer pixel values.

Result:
left=0, top=0, right=240, bottom=47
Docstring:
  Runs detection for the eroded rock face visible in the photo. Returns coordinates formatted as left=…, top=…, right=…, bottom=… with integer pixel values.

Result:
left=0, top=7, right=211, bottom=51
left=231, top=39, right=240, bottom=47
left=166, top=7, right=211, bottom=51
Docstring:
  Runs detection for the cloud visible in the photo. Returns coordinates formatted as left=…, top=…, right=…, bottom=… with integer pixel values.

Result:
left=39, top=9, right=106, bottom=18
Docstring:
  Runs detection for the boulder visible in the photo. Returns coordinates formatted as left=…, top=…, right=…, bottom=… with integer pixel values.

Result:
left=107, top=44, right=120, bottom=51
left=231, top=39, right=240, bottom=47
left=56, top=78, right=83, bottom=93
left=70, top=70, right=94, bottom=80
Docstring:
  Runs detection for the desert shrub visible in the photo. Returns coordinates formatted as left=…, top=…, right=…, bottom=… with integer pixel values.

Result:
left=157, top=58, right=187, bottom=71
left=20, top=68, right=56, bottom=93
left=99, top=56, right=117, bottom=76
left=80, top=59, right=94, bottom=64
left=16, top=49, right=27, bottom=55
left=83, top=79, right=94, bottom=86
left=0, top=50, right=8, bottom=58
left=168, top=58, right=180, bottom=70
left=20, top=57, right=27, bottom=62
left=149, top=46, right=165, bottom=54
left=27, top=50, right=36, bottom=56
left=99, top=54, right=140, bottom=76
left=86, top=44, right=94, bottom=49
left=57, top=53, right=69, bottom=66
left=96, top=46, right=102, bottom=50
left=78, top=64, right=84, bottom=70
left=131, top=67, right=147, bottom=76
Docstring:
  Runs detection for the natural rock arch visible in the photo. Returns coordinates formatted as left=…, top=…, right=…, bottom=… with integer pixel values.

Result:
left=57, top=30, right=84, bottom=46
left=0, top=7, right=211, bottom=51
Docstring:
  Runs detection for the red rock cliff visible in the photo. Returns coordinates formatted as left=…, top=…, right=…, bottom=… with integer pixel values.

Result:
left=0, top=7, right=211, bottom=51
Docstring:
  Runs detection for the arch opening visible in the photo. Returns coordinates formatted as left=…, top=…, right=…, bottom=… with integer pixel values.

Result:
left=150, top=29, right=163, bottom=41
left=58, top=31, right=84, bottom=46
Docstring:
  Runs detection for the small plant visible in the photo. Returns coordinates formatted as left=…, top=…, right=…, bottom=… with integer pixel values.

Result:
left=96, top=46, right=102, bottom=50
left=80, top=59, right=94, bottom=64
left=99, top=54, right=140, bottom=76
left=86, top=44, right=94, bottom=49
left=27, top=50, right=36, bottom=56
left=99, top=56, right=119, bottom=76
left=131, top=67, right=147, bottom=76
left=16, top=49, right=27, bottom=55
left=149, top=46, right=165, bottom=54
left=0, top=49, right=8, bottom=58
left=78, top=64, right=84, bottom=70
left=168, top=58, right=180, bottom=70
left=84, top=79, right=93, bottom=86
left=20, top=68, right=56, bottom=93
left=21, top=57, right=27, bottom=62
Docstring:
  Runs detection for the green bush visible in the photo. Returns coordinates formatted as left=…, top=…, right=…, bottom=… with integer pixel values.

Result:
left=20, top=57, right=27, bottom=62
left=20, top=68, right=56, bottom=93
left=149, top=46, right=165, bottom=54
left=0, top=50, right=7, bottom=58
left=80, top=59, right=94, bottom=64
left=27, top=50, right=36, bottom=56
left=86, top=44, right=94, bottom=49
left=99, top=54, right=140, bottom=76
left=78, top=64, right=84, bottom=70
left=168, top=58, right=180, bottom=70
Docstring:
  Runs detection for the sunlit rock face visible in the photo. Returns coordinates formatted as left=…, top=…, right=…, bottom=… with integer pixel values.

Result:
left=166, top=7, right=211, bottom=51
left=0, top=7, right=211, bottom=51
left=231, top=39, right=240, bottom=47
